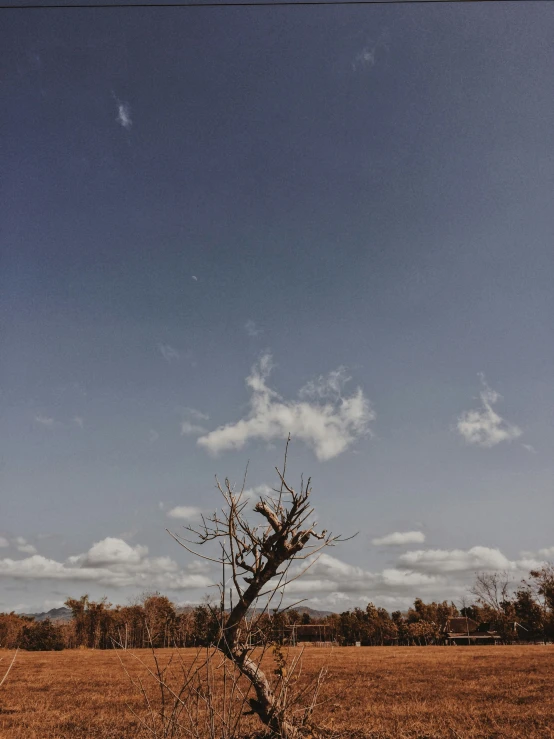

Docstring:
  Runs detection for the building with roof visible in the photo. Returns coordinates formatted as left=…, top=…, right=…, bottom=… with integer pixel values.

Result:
left=443, top=617, right=501, bottom=645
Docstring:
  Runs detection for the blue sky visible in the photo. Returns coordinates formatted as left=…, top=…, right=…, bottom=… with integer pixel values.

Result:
left=1, top=1, right=553, bottom=613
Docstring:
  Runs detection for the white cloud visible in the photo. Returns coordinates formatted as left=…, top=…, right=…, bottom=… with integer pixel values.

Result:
left=158, top=343, right=179, bottom=362
left=73, top=537, right=148, bottom=567
left=34, top=414, right=55, bottom=428
left=116, top=100, right=132, bottom=129
left=0, top=537, right=9, bottom=548
left=273, top=542, right=554, bottom=608
left=197, top=353, right=375, bottom=461
left=167, top=506, right=203, bottom=520
left=280, top=553, right=448, bottom=602
left=242, top=483, right=273, bottom=500
left=372, top=531, right=426, bottom=546
left=192, top=275, right=198, bottom=281
left=15, top=537, right=37, bottom=555
left=245, top=319, right=263, bottom=338
left=457, top=375, right=522, bottom=448
left=0, top=537, right=212, bottom=591
left=522, top=444, right=537, bottom=454
left=397, top=546, right=513, bottom=574
left=2, top=536, right=552, bottom=609
left=73, top=416, right=84, bottom=429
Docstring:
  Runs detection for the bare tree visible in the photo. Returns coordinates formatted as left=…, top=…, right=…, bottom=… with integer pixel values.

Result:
left=470, top=571, right=515, bottom=641
left=470, top=571, right=511, bottom=612
left=528, top=563, right=554, bottom=611
left=167, top=437, right=349, bottom=739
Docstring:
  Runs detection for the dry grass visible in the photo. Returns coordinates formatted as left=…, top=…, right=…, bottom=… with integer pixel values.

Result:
left=1, top=646, right=553, bottom=738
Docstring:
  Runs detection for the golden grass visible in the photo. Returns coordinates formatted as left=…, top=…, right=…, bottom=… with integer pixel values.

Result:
left=1, top=646, right=553, bottom=738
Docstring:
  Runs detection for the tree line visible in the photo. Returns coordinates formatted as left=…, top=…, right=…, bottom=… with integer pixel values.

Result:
left=1, top=564, right=552, bottom=651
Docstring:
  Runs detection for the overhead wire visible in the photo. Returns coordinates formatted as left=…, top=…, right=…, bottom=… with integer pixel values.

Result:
left=0, top=0, right=533, bottom=11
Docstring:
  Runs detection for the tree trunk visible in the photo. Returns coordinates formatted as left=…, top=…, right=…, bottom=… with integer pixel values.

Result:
left=228, top=648, right=301, bottom=739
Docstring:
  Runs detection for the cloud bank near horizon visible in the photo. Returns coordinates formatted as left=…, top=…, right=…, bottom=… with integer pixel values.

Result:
left=2, top=535, right=552, bottom=613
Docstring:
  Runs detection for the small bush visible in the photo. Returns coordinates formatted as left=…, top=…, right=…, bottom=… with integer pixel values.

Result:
left=19, top=619, right=65, bottom=651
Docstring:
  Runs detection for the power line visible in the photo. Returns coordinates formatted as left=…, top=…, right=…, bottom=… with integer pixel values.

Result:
left=0, top=0, right=535, bottom=10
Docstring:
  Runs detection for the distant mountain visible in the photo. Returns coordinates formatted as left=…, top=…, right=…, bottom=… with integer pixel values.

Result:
left=23, top=607, right=72, bottom=622
left=21, top=604, right=336, bottom=622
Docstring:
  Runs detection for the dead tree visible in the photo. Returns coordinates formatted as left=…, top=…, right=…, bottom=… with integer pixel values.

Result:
left=168, top=437, right=348, bottom=739
left=470, top=571, right=511, bottom=612
left=470, top=571, right=515, bottom=641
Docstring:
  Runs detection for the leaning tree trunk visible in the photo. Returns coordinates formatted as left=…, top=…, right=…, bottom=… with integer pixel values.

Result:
left=169, top=440, right=339, bottom=738
left=225, top=646, right=302, bottom=739
left=218, top=559, right=304, bottom=738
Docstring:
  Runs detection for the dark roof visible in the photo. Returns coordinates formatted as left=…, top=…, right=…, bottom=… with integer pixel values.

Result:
left=444, top=617, right=479, bottom=633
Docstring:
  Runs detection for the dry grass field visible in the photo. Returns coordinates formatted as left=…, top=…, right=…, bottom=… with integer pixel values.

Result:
left=1, top=646, right=553, bottom=739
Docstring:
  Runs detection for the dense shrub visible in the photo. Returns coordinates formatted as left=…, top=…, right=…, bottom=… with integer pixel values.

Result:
left=19, top=619, right=65, bottom=651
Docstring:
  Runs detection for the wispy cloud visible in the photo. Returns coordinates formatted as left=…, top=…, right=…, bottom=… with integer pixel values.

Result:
left=34, top=414, right=85, bottom=431
left=167, top=506, right=203, bottom=520
left=180, top=421, right=208, bottom=436
left=179, top=407, right=209, bottom=437
left=149, top=429, right=160, bottom=444
left=352, top=30, right=389, bottom=73
left=34, top=414, right=55, bottom=428
left=15, top=537, right=37, bottom=555
left=192, top=275, right=198, bottom=282
left=158, top=343, right=179, bottom=363
left=0, top=537, right=9, bottom=548
left=245, top=319, right=263, bottom=338
left=372, top=531, right=425, bottom=546
left=115, top=98, right=132, bottom=129
left=183, top=407, right=209, bottom=422
left=198, top=352, right=374, bottom=461
left=522, top=443, right=537, bottom=454
left=353, top=45, right=376, bottom=71
left=298, top=366, right=350, bottom=401
left=457, top=374, right=522, bottom=448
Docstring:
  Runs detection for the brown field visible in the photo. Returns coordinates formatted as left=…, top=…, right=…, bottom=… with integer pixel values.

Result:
left=1, top=645, right=553, bottom=738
